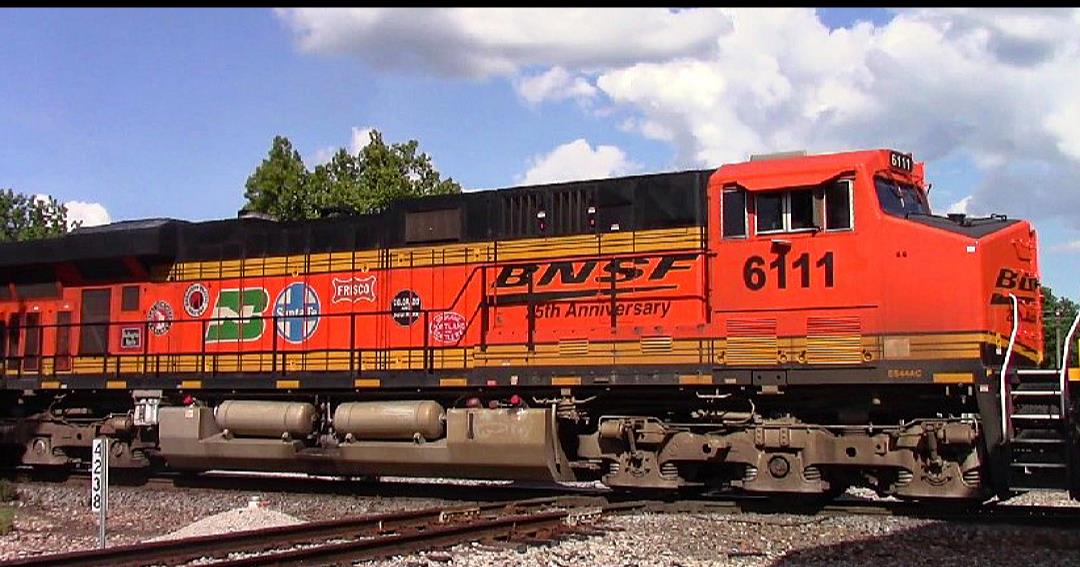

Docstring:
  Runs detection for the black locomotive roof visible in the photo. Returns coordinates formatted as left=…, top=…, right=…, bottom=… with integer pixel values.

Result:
left=0, top=169, right=711, bottom=270
left=0, top=218, right=187, bottom=267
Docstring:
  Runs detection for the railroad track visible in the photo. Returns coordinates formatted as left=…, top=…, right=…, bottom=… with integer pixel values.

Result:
left=4, top=468, right=607, bottom=502
left=645, top=496, right=1080, bottom=527
left=15, top=469, right=1080, bottom=528
left=0, top=496, right=635, bottom=567
left=4, top=485, right=1080, bottom=566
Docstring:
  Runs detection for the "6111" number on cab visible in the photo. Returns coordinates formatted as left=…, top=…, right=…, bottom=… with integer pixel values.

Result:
left=743, top=251, right=834, bottom=290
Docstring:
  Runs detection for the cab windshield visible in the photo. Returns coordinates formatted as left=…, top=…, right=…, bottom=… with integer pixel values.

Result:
left=875, top=177, right=930, bottom=217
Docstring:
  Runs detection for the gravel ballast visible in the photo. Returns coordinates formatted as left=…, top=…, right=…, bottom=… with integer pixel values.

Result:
left=2, top=479, right=1079, bottom=565
left=148, top=505, right=304, bottom=541
left=357, top=508, right=1080, bottom=567
left=0, top=479, right=449, bottom=561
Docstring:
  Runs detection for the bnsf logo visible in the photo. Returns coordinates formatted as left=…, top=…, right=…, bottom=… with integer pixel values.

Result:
left=495, top=253, right=697, bottom=288
left=995, top=268, right=1038, bottom=292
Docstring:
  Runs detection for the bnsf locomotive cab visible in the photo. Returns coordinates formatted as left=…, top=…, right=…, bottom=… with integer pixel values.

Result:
left=708, top=149, right=1042, bottom=379
left=0, top=148, right=1074, bottom=502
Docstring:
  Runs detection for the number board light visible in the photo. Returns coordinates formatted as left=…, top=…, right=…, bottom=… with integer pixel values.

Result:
left=889, top=151, right=914, bottom=173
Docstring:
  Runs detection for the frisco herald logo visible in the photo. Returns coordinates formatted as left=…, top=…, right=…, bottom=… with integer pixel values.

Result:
left=332, top=276, right=377, bottom=304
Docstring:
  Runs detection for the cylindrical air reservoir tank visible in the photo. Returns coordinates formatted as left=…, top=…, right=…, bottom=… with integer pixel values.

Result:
left=333, top=401, right=446, bottom=441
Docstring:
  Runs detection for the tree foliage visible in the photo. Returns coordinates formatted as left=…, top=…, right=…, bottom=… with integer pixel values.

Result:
left=242, top=136, right=311, bottom=221
left=1042, top=286, right=1079, bottom=368
left=244, top=131, right=461, bottom=222
left=0, top=188, right=73, bottom=242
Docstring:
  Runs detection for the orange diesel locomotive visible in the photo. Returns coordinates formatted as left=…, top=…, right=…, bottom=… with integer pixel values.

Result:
left=0, top=148, right=1074, bottom=501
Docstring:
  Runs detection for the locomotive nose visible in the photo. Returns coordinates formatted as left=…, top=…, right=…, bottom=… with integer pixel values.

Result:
left=977, top=218, right=1042, bottom=363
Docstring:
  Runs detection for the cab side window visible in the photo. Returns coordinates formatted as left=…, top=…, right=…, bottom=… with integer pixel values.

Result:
left=753, top=180, right=854, bottom=235
left=755, top=192, right=785, bottom=233
left=789, top=190, right=815, bottom=230
left=755, top=189, right=814, bottom=234
left=722, top=188, right=747, bottom=238
left=825, top=180, right=853, bottom=231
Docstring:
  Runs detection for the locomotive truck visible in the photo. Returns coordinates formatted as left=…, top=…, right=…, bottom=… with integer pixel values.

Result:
left=1, top=148, right=1077, bottom=501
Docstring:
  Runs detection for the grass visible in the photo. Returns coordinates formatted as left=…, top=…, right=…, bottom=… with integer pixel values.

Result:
left=0, top=479, right=15, bottom=503
left=0, top=479, right=17, bottom=535
left=0, top=506, right=11, bottom=536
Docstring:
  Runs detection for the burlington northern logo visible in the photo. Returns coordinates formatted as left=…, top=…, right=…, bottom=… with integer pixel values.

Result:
left=205, top=288, right=269, bottom=343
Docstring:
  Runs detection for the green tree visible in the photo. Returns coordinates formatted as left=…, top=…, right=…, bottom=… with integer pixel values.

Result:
left=0, top=189, right=73, bottom=242
left=243, top=136, right=311, bottom=221
left=310, top=148, right=365, bottom=214
left=350, top=130, right=460, bottom=212
left=244, top=130, right=461, bottom=222
left=1041, top=286, right=1079, bottom=368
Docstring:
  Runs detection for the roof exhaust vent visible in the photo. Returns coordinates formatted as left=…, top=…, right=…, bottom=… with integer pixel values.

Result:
left=749, top=150, right=808, bottom=162
left=237, top=208, right=275, bottom=221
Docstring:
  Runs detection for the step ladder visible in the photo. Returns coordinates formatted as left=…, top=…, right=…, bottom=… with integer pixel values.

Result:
left=1000, top=293, right=1079, bottom=491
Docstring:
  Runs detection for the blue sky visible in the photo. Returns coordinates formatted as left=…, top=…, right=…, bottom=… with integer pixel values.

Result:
left=2, top=8, right=1078, bottom=293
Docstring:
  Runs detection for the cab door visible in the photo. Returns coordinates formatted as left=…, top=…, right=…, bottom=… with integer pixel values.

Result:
left=79, top=288, right=112, bottom=356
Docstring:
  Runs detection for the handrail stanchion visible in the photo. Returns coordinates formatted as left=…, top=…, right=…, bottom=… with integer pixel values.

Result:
left=349, top=312, right=356, bottom=374
left=1059, top=306, right=1080, bottom=414
left=102, top=322, right=108, bottom=376
left=272, top=315, right=278, bottom=376
left=1000, top=293, right=1019, bottom=443
left=423, top=311, right=430, bottom=373
left=200, top=319, right=207, bottom=374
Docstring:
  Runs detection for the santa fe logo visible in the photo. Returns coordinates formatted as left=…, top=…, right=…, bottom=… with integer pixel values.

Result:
left=275, top=282, right=321, bottom=344
left=332, top=275, right=377, bottom=304
left=205, top=288, right=270, bottom=343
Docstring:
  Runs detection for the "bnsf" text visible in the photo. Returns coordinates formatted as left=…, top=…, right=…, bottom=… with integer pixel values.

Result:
left=495, top=253, right=698, bottom=288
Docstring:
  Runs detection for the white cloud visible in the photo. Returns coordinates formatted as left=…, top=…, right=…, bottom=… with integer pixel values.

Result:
left=276, top=8, right=731, bottom=78
left=1050, top=240, right=1080, bottom=253
left=583, top=8, right=1080, bottom=225
left=310, top=126, right=377, bottom=165
left=515, top=67, right=597, bottom=105
left=519, top=139, right=639, bottom=185
left=281, top=8, right=1080, bottom=228
left=32, top=195, right=111, bottom=230
left=310, top=146, right=336, bottom=165
left=946, top=195, right=973, bottom=215
left=350, top=126, right=375, bottom=154
left=64, top=201, right=111, bottom=229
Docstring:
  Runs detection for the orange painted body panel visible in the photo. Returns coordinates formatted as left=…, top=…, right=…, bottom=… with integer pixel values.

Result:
left=0, top=149, right=1043, bottom=375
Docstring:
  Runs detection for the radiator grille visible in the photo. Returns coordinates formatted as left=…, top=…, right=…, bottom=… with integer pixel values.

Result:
left=558, top=338, right=590, bottom=357
left=726, top=319, right=778, bottom=365
left=640, top=336, right=673, bottom=354
left=806, top=317, right=863, bottom=364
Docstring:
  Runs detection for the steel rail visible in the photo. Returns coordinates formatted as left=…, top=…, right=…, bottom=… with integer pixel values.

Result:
left=213, top=502, right=643, bottom=567
left=0, top=497, right=581, bottom=567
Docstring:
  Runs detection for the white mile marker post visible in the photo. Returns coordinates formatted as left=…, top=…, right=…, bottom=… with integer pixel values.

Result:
left=91, top=437, right=109, bottom=549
